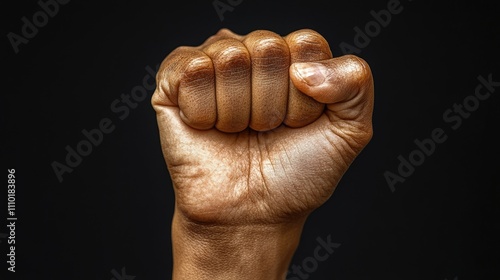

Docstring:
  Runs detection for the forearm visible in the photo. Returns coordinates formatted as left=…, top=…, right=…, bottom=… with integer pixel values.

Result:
left=171, top=210, right=307, bottom=280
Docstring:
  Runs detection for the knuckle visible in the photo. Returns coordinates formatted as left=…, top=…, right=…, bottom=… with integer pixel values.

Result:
left=159, top=46, right=214, bottom=85
left=209, top=41, right=251, bottom=74
left=287, top=29, right=332, bottom=59
left=215, top=28, right=235, bottom=37
left=182, top=55, right=214, bottom=84
left=155, top=46, right=198, bottom=105
left=245, top=30, right=289, bottom=59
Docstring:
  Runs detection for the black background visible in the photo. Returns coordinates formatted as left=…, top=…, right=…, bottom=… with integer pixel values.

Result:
left=1, top=0, right=499, bottom=279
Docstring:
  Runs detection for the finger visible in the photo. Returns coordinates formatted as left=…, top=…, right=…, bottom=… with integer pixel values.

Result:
left=243, top=30, right=290, bottom=131
left=152, top=46, right=216, bottom=130
left=289, top=55, right=374, bottom=125
left=202, top=39, right=251, bottom=132
left=283, top=29, right=332, bottom=128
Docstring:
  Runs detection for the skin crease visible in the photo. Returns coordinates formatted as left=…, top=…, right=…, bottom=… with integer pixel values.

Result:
left=151, top=28, right=374, bottom=280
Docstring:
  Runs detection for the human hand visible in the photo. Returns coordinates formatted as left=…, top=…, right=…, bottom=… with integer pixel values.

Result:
left=151, top=28, right=374, bottom=280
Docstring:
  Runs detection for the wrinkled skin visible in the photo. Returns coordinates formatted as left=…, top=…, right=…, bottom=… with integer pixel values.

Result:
left=151, top=28, right=374, bottom=279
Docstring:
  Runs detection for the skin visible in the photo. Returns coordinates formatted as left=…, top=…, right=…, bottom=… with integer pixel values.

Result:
left=151, top=28, right=374, bottom=280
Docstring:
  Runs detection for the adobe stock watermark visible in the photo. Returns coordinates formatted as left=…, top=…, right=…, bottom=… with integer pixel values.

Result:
left=110, top=267, right=135, bottom=280
left=286, top=234, right=341, bottom=280
left=385, top=73, right=499, bottom=192
left=7, top=0, right=71, bottom=54
left=51, top=64, right=159, bottom=183
left=212, top=0, right=243, bottom=21
left=339, top=0, right=414, bottom=55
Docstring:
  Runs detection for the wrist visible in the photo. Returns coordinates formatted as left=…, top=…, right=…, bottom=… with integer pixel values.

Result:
left=171, top=209, right=307, bottom=280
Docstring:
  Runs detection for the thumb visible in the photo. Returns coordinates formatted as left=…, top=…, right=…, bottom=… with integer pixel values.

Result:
left=290, top=55, right=374, bottom=123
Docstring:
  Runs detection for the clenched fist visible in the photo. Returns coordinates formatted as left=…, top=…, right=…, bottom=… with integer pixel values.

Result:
left=151, top=28, right=374, bottom=280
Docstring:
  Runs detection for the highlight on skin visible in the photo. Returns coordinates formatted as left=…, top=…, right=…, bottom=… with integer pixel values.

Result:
left=151, top=28, right=374, bottom=280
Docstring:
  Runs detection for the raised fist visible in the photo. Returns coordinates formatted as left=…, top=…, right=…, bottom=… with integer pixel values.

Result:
left=151, top=28, right=374, bottom=279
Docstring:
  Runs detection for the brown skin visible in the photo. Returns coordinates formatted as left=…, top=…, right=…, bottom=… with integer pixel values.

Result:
left=151, top=28, right=374, bottom=280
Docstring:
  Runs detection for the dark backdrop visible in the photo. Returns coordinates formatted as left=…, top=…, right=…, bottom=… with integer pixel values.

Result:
left=2, top=0, right=499, bottom=279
